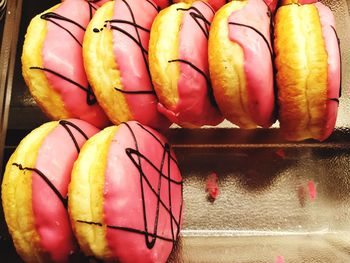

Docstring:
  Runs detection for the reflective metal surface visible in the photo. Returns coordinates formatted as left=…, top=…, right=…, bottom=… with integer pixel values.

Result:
left=0, top=0, right=350, bottom=262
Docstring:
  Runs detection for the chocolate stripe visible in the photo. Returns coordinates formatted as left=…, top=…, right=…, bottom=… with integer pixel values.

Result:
left=114, top=87, right=155, bottom=95
left=41, top=12, right=86, bottom=46
left=330, top=25, right=342, bottom=99
left=59, top=120, right=89, bottom=153
left=29, top=66, right=97, bottom=105
left=12, top=163, right=68, bottom=209
left=168, top=59, right=217, bottom=107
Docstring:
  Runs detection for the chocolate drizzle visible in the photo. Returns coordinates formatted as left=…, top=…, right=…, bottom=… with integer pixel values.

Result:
left=166, top=5, right=218, bottom=108
left=198, top=1, right=215, bottom=15
left=146, top=0, right=161, bottom=12
left=77, top=122, right=183, bottom=251
left=40, top=12, right=86, bottom=47
left=168, top=59, right=217, bottom=107
left=87, top=2, right=97, bottom=20
left=11, top=120, right=90, bottom=210
left=112, top=0, right=153, bottom=77
left=329, top=98, right=339, bottom=103
left=228, top=22, right=274, bottom=62
left=59, top=120, right=89, bottom=153
left=29, top=67, right=97, bottom=105
left=12, top=163, right=68, bottom=209
left=114, top=87, right=156, bottom=95
left=106, top=19, right=151, bottom=33
left=34, top=3, right=98, bottom=107
left=330, top=25, right=342, bottom=101
left=177, top=6, right=212, bottom=39
left=93, top=0, right=158, bottom=96
left=228, top=4, right=279, bottom=114
left=266, top=2, right=279, bottom=112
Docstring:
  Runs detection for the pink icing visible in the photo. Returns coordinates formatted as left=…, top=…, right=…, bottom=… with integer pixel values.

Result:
left=263, top=0, right=279, bottom=13
left=42, top=0, right=110, bottom=129
left=112, top=0, right=170, bottom=129
left=103, top=121, right=183, bottom=262
left=314, top=3, right=341, bottom=141
left=157, top=1, right=223, bottom=127
left=228, top=0, right=276, bottom=127
left=207, top=0, right=227, bottom=11
left=154, top=0, right=170, bottom=9
left=90, top=0, right=111, bottom=6
left=32, top=119, right=99, bottom=262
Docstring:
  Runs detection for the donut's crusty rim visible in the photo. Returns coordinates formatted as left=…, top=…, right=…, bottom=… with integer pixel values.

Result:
left=1, top=122, right=58, bottom=263
left=69, top=126, right=118, bottom=261
left=275, top=4, right=328, bottom=141
left=83, top=1, right=132, bottom=125
left=208, top=1, right=257, bottom=129
left=21, top=5, right=71, bottom=120
left=149, top=3, right=185, bottom=109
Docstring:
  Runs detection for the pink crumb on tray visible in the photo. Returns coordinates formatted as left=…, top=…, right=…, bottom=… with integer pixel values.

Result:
left=275, top=149, right=286, bottom=159
left=297, top=180, right=317, bottom=207
left=275, top=255, right=285, bottom=263
left=205, top=172, right=219, bottom=202
left=308, top=180, right=317, bottom=201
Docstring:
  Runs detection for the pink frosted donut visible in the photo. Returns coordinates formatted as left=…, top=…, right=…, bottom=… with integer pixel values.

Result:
left=2, top=119, right=99, bottom=263
left=274, top=2, right=341, bottom=141
left=22, top=0, right=110, bottom=129
left=83, top=0, right=170, bottom=129
left=69, top=121, right=183, bottom=262
left=149, top=1, right=224, bottom=127
left=209, top=0, right=276, bottom=128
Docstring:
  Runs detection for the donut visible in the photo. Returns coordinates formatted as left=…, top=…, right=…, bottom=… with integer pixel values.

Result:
left=83, top=0, right=170, bottom=129
left=69, top=121, right=183, bottom=262
left=22, top=0, right=110, bottom=129
left=274, top=2, right=341, bottom=141
left=149, top=1, right=223, bottom=127
left=1, top=119, right=99, bottom=263
left=208, top=0, right=276, bottom=129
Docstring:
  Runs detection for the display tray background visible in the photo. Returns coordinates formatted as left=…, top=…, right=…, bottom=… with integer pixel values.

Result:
left=0, top=0, right=350, bottom=262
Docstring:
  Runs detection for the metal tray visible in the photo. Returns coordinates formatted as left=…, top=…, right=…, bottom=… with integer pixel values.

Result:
left=1, top=0, right=350, bottom=262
